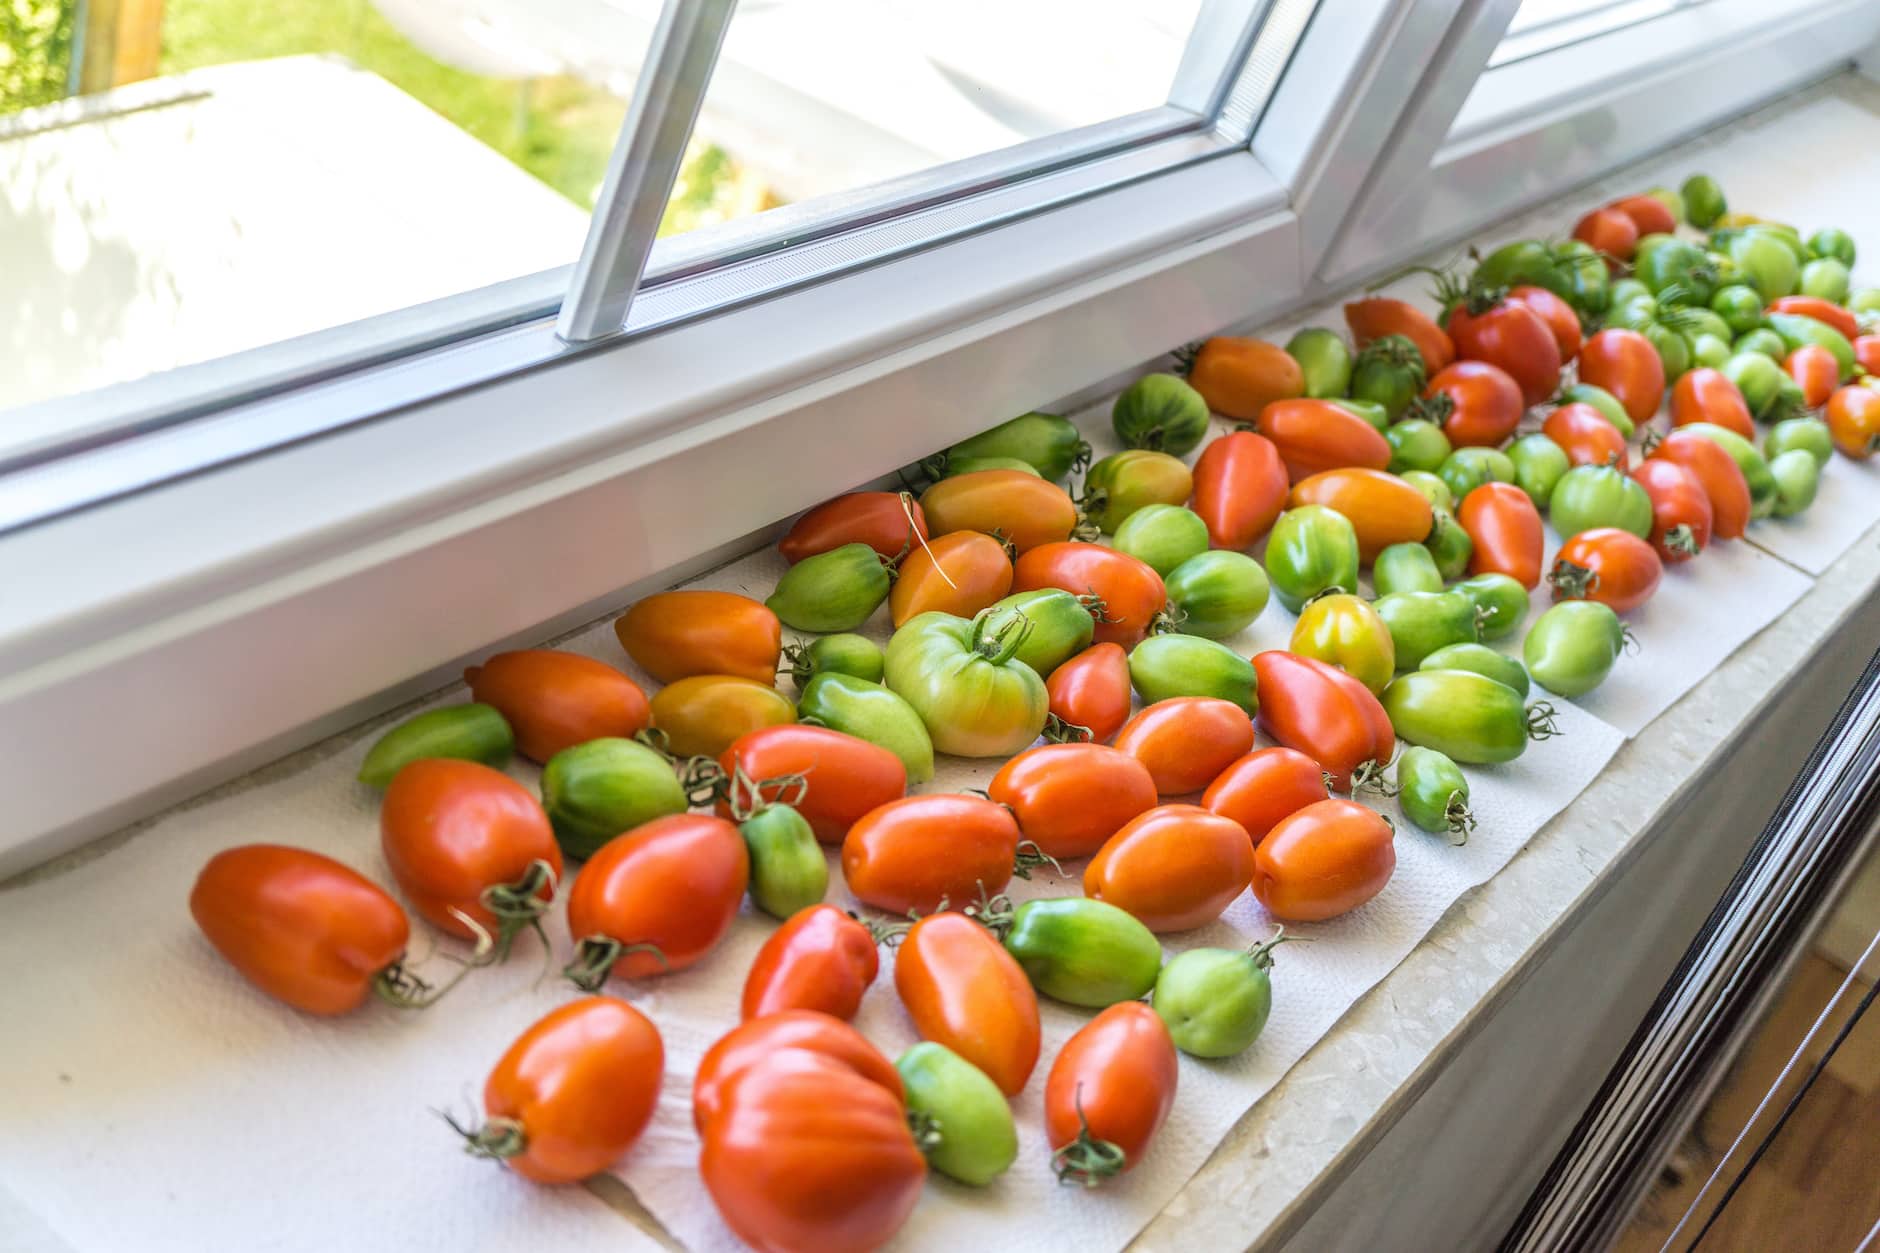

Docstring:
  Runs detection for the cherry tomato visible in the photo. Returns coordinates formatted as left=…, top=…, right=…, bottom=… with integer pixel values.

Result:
left=1286, top=467, right=1435, bottom=562
left=1445, top=293, right=1562, bottom=407
left=1549, top=527, right=1662, bottom=614
left=889, top=530, right=1013, bottom=625
left=919, top=470, right=1078, bottom=556
left=989, top=743, right=1158, bottom=859
left=1252, top=798, right=1396, bottom=922
left=1542, top=404, right=1631, bottom=468
left=1507, top=284, right=1583, bottom=361
left=1649, top=429, right=1752, bottom=538
left=1786, top=345, right=1840, bottom=409
left=717, top=724, right=907, bottom=846
left=1418, top=360, right=1523, bottom=447
left=564, top=814, right=748, bottom=984
left=842, top=794, right=1028, bottom=916
left=1579, top=329, right=1665, bottom=424
left=1013, top=542, right=1166, bottom=647
left=1610, top=194, right=1676, bottom=238
left=1631, top=459, right=1713, bottom=564
left=1670, top=368, right=1755, bottom=439
left=613, top=591, right=783, bottom=686
left=1255, top=398, right=1392, bottom=483
left=1113, top=697, right=1255, bottom=795
left=380, top=759, right=561, bottom=948
left=1767, top=296, right=1860, bottom=342
left=1458, top=482, right=1544, bottom=589
left=464, top=650, right=650, bottom=764
left=1573, top=207, right=1639, bottom=263
left=741, top=905, right=880, bottom=1022
left=695, top=1010, right=903, bottom=1130
left=1044, top=642, right=1133, bottom=743
left=1251, top=651, right=1393, bottom=791
left=1201, top=746, right=1331, bottom=845
left=1044, top=1002, right=1178, bottom=1186
left=779, top=491, right=927, bottom=564
left=1190, top=429, right=1288, bottom=548
left=1828, top=384, right=1880, bottom=459
left=1085, top=803, right=1255, bottom=932
left=457, top=996, right=662, bottom=1183
left=895, top=912, right=1041, bottom=1096
left=190, top=844, right=414, bottom=1016
left=1344, top=297, right=1456, bottom=372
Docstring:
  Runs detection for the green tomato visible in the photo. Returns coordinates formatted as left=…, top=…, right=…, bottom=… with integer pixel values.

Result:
left=1372, top=590, right=1480, bottom=670
left=1330, top=397, right=1391, bottom=433
left=1849, top=288, right=1880, bottom=316
left=766, top=542, right=892, bottom=632
left=884, top=612, right=1049, bottom=758
left=1424, top=509, right=1474, bottom=581
left=1806, top=227, right=1856, bottom=268
left=1552, top=239, right=1611, bottom=315
left=1549, top=463, right=1652, bottom=539
left=1386, top=418, right=1453, bottom=474
left=799, top=672, right=935, bottom=783
left=1605, top=294, right=1656, bottom=332
left=1164, top=550, right=1270, bottom=639
left=1128, top=634, right=1258, bottom=712
left=785, top=633, right=884, bottom=690
left=1112, top=503, right=1210, bottom=577
left=1801, top=258, right=1852, bottom=305
left=944, top=455, right=1040, bottom=477
left=897, top=1044, right=1018, bottom=1186
left=1608, top=277, right=1651, bottom=309
left=739, top=803, right=827, bottom=919
left=1769, top=449, right=1821, bottom=518
left=1438, top=446, right=1516, bottom=503
left=1524, top=600, right=1626, bottom=698
left=1266, top=505, right=1360, bottom=613
left=1349, top=334, right=1427, bottom=419
left=1475, top=239, right=1576, bottom=303
left=1638, top=238, right=1718, bottom=306
left=944, top=411, right=1090, bottom=483
left=1113, top=373, right=1210, bottom=456
left=1286, top=327, right=1354, bottom=398
left=1151, top=933, right=1287, bottom=1059
left=1734, top=327, right=1788, bottom=362
left=1764, top=417, right=1834, bottom=468
left=541, top=738, right=687, bottom=859
left=1720, top=351, right=1795, bottom=423
left=1395, top=746, right=1474, bottom=840
left=1372, top=542, right=1444, bottom=596
left=1000, top=897, right=1163, bottom=1007
left=1633, top=233, right=1678, bottom=267
left=1508, top=434, right=1571, bottom=512
left=1380, top=669, right=1551, bottom=764
left=1558, top=383, right=1634, bottom=437
left=1645, top=185, right=1684, bottom=223
left=1451, top=572, right=1530, bottom=642
left=1419, top=641, right=1530, bottom=697
left=1672, top=307, right=1734, bottom=345
left=1400, top=469, right=1453, bottom=512
left=1710, top=284, right=1767, bottom=336
left=979, top=589, right=1096, bottom=676
left=357, top=703, right=513, bottom=788
left=1681, top=174, right=1726, bottom=229
left=1690, top=332, right=1732, bottom=370
left=1643, top=320, right=1692, bottom=382
left=1728, top=230, right=1800, bottom=299
left=1083, top=449, right=1194, bottom=533
left=1766, top=311, right=1855, bottom=381
left=1678, top=422, right=1779, bottom=518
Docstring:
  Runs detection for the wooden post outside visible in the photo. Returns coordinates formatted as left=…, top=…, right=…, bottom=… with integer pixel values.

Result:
left=77, top=0, right=165, bottom=95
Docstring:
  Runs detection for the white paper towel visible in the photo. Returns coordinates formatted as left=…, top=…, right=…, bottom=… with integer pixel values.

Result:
left=1745, top=452, right=1880, bottom=576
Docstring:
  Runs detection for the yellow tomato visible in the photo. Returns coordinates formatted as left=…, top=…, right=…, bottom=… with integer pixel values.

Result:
left=1288, top=592, right=1396, bottom=694
left=650, top=676, right=795, bottom=757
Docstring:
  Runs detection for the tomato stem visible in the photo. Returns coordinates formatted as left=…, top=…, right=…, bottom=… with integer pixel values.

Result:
left=963, top=887, right=1017, bottom=938
left=1546, top=559, right=1601, bottom=602
left=443, top=1111, right=527, bottom=1163
left=1349, top=758, right=1397, bottom=798
left=1041, top=713, right=1093, bottom=744
left=1011, top=840, right=1064, bottom=882
left=1247, top=925, right=1303, bottom=969
left=1664, top=524, right=1700, bottom=558
left=561, top=935, right=667, bottom=992
left=1443, top=790, right=1477, bottom=845
left=1051, top=1088, right=1127, bottom=1188
left=1525, top=702, right=1564, bottom=741
left=479, top=859, right=560, bottom=963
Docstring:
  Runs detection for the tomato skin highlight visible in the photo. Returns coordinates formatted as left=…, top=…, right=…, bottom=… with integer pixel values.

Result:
left=1458, top=482, right=1545, bottom=590
left=1286, top=467, right=1436, bottom=563
left=190, top=844, right=410, bottom=1016
left=565, top=814, right=749, bottom=980
left=1190, top=430, right=1288, bottom=548
left=1013, top=542, right=1167, bottom=647
left=1786, top=345, right=1840, bottom=409
left=779, top=491, right=927, bottom=564
left=614, top=591, right=783, bottom=685
left=1827, top=385, right=1880, bottom=459
left=1579, top=328, right=1665, bottom=423
left=1202, top=747, right=1331, bottom=844
left=1649, top=430, right=1753, bottom=539
left=1445, top=295, right=1562, bottom=407
left=1631, top=459, right=1713, bottom=564
left=1252, top=798, right=1396, bottom=922
left=1044, top=642, right=1133, bottom=743
left=742, top=905, right=879, bottom=1022
left=990, top=743, right=1159, bottom=859
left=717, top=724, right=907, bottom=846
left=841, top=794, right=1025, bottom=916
left=889, top=531, right=1013, bottom=625
left=1550, top=528, right=1663, bottom=614
left=1252, top=651, right=1394, bottom=791
left=895, top=913, right=1041, bottom=1097
left=1113, top=697, right=1256, bottom=795
left=1573, top=207, right=1639, bottom=263
left=919, top=470, right=1078, bottom=556
left=1542, top=404, right=1630, bottom=468
left=1344, top=297, right=1456, bottom=372
left=1256, top=398, right=1393, bottom=483
left=464, top=650, right=651, bottom=765
left=1085, top=803, right=1256, bottom=932
left=695, top=1010, right=904, bottom=1131
left=1421, top=360, right=1524, bottom=447
left=1044, top=1002, right=1179, bottom=1185
left=1670, top=368, right=1755, bottom=439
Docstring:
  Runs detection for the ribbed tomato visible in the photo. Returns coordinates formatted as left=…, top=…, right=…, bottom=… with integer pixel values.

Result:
left=694, top=1010, right=904, bottom=1131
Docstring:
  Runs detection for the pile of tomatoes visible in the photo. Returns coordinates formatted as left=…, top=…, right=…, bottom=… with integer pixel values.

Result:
left=183, top=173, right=1877, bottom=1253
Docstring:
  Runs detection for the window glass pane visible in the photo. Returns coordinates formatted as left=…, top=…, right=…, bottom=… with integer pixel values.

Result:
left=1490, top=0, right=1715, bottom=67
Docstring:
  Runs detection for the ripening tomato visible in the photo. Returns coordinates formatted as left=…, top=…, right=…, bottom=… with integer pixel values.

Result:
left=741, top=905, right=880, bottom=1022
left=564, top=814, right=748, bottom=985
left=1286, top=467, right=1435, bottom=562
left=1113, top=697, right=1255, bottom=795
left=1252, top=798, right=1396, bottom=922
left=1344, top=297, right=1456, bottom=372
left=1543, top=404, right=1630, bottom=468
left=1190, top=430, right=1288, bottom=548
left=1186, top=336, right=1304, bottom=420
left=1573, top=207, right=1639, bottom=263
left=1419, top=360, right=1524, bottom=447
left=890, top=530, right=1013, bottom=626
left=1670, top=368, right=1755, bottom=439
left=1610, top=194, right=1676, bottom=238
left=459, top=996, right=663, bottom=1183
left=989, top=743, right=1158, bottom=859
left=1458, top=482, right=1544, bottom=589
left=1044, top=1002, right=1178, bottom=1186
left=1507, top=284, right=1583, bottom=361
left=1255, top=399, right=1392, bottom=483
left=842, top=794, right=1028, bottom=916
left=1044, top=642, right=1133, bottom=743
left=380, top=759, right=561, bottom=948
left=1579, top=329, right=1665, bottom=424
left=1649, top=429, right=1752, bottom=538
left=1085, top=803, right=1255, bottom=932
left=1013, top=542, right=1167, bottom=647
left=919, top=471, right=1078, bottom=556
left=895, top=912, right=1041, bottom=1096
left=717, top=724, right=907, bottom=846
left=651, top=675, right=796, bottom=758
left=780, top=491, right=928, bottom=564
left=1828, top=385, right=1880, bottom=459
left=1202, top=747, right=1331, bottom=844
left=1631, top=459, right=1713, bottom=564
left=1786, top=345, right=1840, bottom=409
left=190, top=844, right=415, bottom=1016
left=695, top=1011, right=903, bottom=1131
left=465, top=650, right=650, bottom=764
left=614, top=591, right=783, bottom=686
left=1767, top=296, right=1860, bottom=342
left=1854, top=334, right=1880, bottom=378
left=1445, top=293, right=1562, bottom=407
left=1550, top=527, right=1662, bottom=614
left=1252, top=651, right=1393, bottom=791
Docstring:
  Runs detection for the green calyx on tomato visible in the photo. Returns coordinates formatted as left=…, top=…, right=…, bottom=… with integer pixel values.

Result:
left=1163, top=550, right=1269, bottom=639
left=1637, top=239, right=1719, bottom=306
left=1394, top=745, right=1475, bottom=842
left=798, top=672, right=935, bottom=784
left=897, top=1042, right=1019, bottom=1186
left=784, top=633, right=885, bottom=690
left=1350, top=334, right=1428, bottom=420
left=1451, top=572, right=1530, bottom=642
left=1151, top=929, right=1292, bottom=1059
left=884, top=611, right=1050, bottom=758
left=1523, top=599, right=1629, bottom=698
left=1128, top=634, right=1258, bottom=713
left=358, top=703, right=513, bottom=788
left=1113, top=373, right=1211, bottom=456
left=765, top=542, right=894, bottom=633
left=1380, top=669, right=1559, bottom=764
left=1265, top=505, right=1360, bottom=613
left=541, top=737, right=689, bottom=859
left=980, top=589, right=1097, bottom=677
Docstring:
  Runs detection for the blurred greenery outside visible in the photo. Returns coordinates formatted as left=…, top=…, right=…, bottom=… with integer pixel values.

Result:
left=1, top=0, right=762, bottom=234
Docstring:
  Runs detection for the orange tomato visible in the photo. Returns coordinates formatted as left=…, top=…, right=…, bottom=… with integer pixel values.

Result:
left=1767, top=296, right=1860, bottom=342
left=613, top=591, right=783, bottom=686
left=1786, top=345, right=1840, bottom=409
left=1191, top=429, right=1288, bottom=548
left=842, top=794, right=1028, bottom=916
left=1670, top=368, right=1754, bottom=439
left=1287, top=467, right=1435, bottom=562
left=1578, top=328, right=1664, bottom=424
left=465, top=650, right=650, bottom=764
left=1549, top=527, right=1662, bottom=614
left=1854, top=334, right=1880, bottom=378
left=741, top=905, right=881, bottom=1022
left=890, top=530, right=1013, bottom=625
left=1649, top=430, right=1752, bottom=539
left=1013, top=542, right=1166, bottom=647
left=1459, top=482, right=1545, bottom=589
left=1572, top=207, right=1639, bottom=263
left=918, top=470, right=1078, bottom=556
left=989, top=743, right=1158, bottom=859
left=1631, top=459, right=1713, bottom=564
left=462, top=996, right=662, bottom=1183
left=1044, top=1002, right=1178, bottom=1185
left=1044, top=642, right=1133, bottom=743
left=1419, top=360, right=1524, bottom=447
left=1543, top=403, right=1631, bottom=467
left=649, top=675, right=795, bottom=758
left=779, top=491, right=928, bottom=564
left=1201, top=747, right=1330, bottom=845
left=1084, top=803, right=1255, bottom=932
left=717, top=724, right=907, bottom=846
left=1113, top=696, right=1255, bottom=795
left=895, top=912, right=1041, bottom=1096
left=1508, top=284, right=1583, bottom=362
left=1186, top=336, right=1304, bottom=420
left=1252, top=651, right=1394, bottom=791
left=564, top=814, right=748, bottom=983
left=1609, top=194, right=1676, bottom=238
left=1256, top=398, right=1393, bottom=483
left=1252, top=798, right=1396, bottom=922
left=694, top=1010, right=903, bottom=1131
left=1344, top=297, right=1456, bottom=372
left=1827, top=385, right=1880, bottom=459
left=190, top=844, right=412, bottom=1016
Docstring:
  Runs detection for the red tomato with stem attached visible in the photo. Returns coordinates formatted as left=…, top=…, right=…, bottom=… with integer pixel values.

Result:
left=841, top=794, right=1031, bottom=916
left=1044, top=1002, right=1178, bottom=1186
left=564, top=814, right=748, bottom=985
left=989, top=743, right=1158, bottom=859
left=1549, top=528, right=1663, bottom=614
left=1670, top=368, right=1754, bottom=438
left=741, top=905, right=881, bottom=1022
left=1417, top=360, right=1524, bottom=447
left=1044, top=642, right=1133, bottom=743
left=1202, top=746, right=1331, bottom=845
left=1084, top=803, right=1255, bottom=932
left=1631, top=459, right=1713, bottom=564
left=1573, top=207, right=1639, bottom=263
left=1508, top=285, right=1583, bottom=362
left=1252, top=651, right=1394, bottom=791
left=1459, top=482, right=1545, bottom=589
left=1190, top=429, right=1288, bottom=548
left=1013, top=542, right=1167, bottom=647
left=1113, top=697, right=1255, bottom=795
left=1344, top=297, right=1456, bottom=372
left=780, top=491, right=928, bottom=564
left=1445, top=294, right=1562, bottom=407
left=1786, top=345, right=1840, bottom=410
left=717, top=725, right=906, bottom=846
left=1649, top=429, right=1752, bottom=539
left=894, top=912, right=1041, bottom=1096
left=1543, top=404, right=1630, bottom=468
left=1252, top=798, right=1396, bottom=922
left=695, top=1010, right=903, bottom=1131
left=1579, top=329, right=1665, bottom=424
left=465, top=650, right=650, bottom=764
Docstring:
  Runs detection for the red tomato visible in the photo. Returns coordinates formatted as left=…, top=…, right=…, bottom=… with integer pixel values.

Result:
left=1044, top=642, right=1133, bottom=743
left=1013, top=542, right=1167, bottom=647
left=1251, top=651, right=1394, bottom=791
left=1768, top=296, right=1860, bottom=342
left=1113, top=697, right=1255, bottom=795
left=895, top=912, right=1041, bottom=1096
left=613, top=591, right=783, bottom=685
left=1507, top=285, right=1583, bottom=362
left=1609, top=194, right=1676, bottom=238
left=1631, top=459, right=1713, bottom=564
left=1670, top=368, right=1754, bottom=439
left=1418, top=360, right=1524, bottom=447
left=989, top=743, right=1159, bottom=859
left=779, top=491, right=928, bottom=564
left=919, top=471, right=1078, bottom=556
left=380, top=759, right=561, bottom=948
left=741, top=905, right=881, bottom=1022
left=462, top=997, right=663, bottom=1183
left=1854, top=334, right=1880, bottom=378
left=717, top=724, right=907, bottom=846
left=1572, top=207, right=1639, bottom=263
left=1445, top=294, right=1562, bottom=407
left=842, top=794, right=1028, bottom=916
left=1579, top=329, right=1664, bottom=424
left=1344, top=297, right=1457, bottom=372
left=1084, top=803, right=1255, bottom=932
left=564, top=814, right=748, bottom=984
left=1786, top=345, right=1840, bottom=410
left=1458, top=482, right=1545, bottom=589
left=890, top=530, right=1013, bottom=625
left=1190, top=430, right=1288, bottom=548
left=1202, top=747, right=1331, bottom=844
left=1549, top=528, right=1663, bottom=614
left=1648, top=430, right=1752, bottom=539
left=695, top=1010, right=903, bottom=1131
left=1252, top=798, right=1396, bottom=922
left=1044, top=1002, right=1178, bottom=1186
left=1542, top=403, right=1630, bottom=468
left=1255, top=398, right=1393, bottom=483
left=1827, top=385, right=1880, bottom=459
left=464, top=650, right=650, bottom=764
